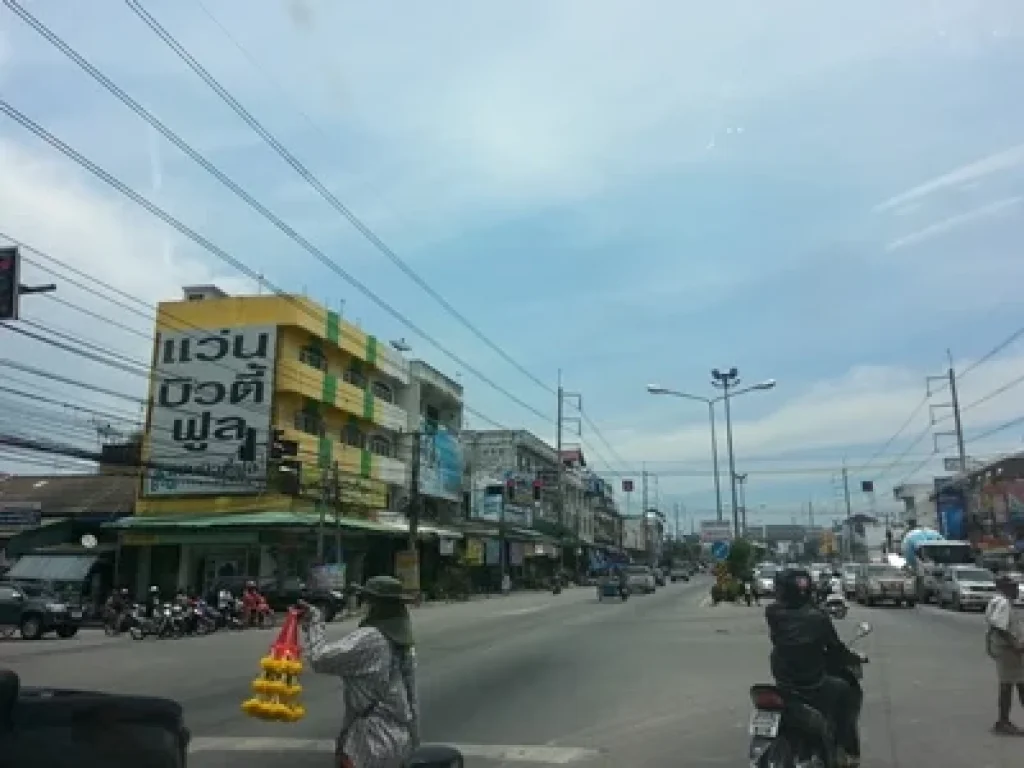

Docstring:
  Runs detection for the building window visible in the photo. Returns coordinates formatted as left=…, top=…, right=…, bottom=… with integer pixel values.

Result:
left=344, top=368, right=367, bottom=389
left=369, top=435, right=392, bottom=458
left=299, top=345, right=327, bottom=372
left=342, top=424, right=364, bottom=450
left=294, top=410, right=325, bottom=437
left=371, top=381, right=393, bottom=403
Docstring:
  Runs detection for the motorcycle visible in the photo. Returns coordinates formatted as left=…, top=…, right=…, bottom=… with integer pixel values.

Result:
left=824, top=592, right=848, bottom=620
left=216, top=597, right=245, bottom=630
left=747, top=621, right=872, bottom=768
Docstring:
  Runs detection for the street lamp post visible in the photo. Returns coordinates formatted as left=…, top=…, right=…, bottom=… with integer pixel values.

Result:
left=646, top=386, right=724, bottom=522
left=735, top=472, right=748, bottom=537
left=711, top=368, right=741, bottom=537
left=647, top=375, right=776, bottom=538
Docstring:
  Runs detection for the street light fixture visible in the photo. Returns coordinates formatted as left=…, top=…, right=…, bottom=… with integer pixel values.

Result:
left=647, top=375, right=776, bottom=537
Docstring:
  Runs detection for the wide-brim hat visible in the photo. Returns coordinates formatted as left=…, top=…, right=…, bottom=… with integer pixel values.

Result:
left=355, top=575, right=416, bottom=603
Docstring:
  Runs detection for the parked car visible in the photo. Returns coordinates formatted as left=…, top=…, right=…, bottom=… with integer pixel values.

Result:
left=206, top=576, right=346, bottom=622
left=938, top=565, right=997, bottom=612
left=0, top=581, right=82, bottom=640
left=624, top=565, right=656, bottom=594
left=855, top=563, right=916, bottom=607
left=670, top=567, right=690, bottom=582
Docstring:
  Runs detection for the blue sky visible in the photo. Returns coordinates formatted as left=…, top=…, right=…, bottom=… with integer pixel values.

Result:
left=2, top=0, right=1024, bottom=527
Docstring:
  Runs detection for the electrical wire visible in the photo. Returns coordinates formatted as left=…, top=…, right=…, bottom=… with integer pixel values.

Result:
left=3, top=0, right=555, bottom=423
left=114, top=0, right=556, bottom=397
left=0, top=99, right=550, bottom=428
left=4, top=233, right=517, bottom=433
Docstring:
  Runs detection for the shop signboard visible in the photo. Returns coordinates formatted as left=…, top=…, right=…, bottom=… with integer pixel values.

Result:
left=143, top=325, right=278, bottom=497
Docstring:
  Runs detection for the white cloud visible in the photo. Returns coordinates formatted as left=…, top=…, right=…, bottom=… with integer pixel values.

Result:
left=611, top=353, right=1024, bottom=488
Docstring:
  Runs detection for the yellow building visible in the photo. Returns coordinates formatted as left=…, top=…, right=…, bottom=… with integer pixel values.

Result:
left=136, top=285, right=411, bottom=517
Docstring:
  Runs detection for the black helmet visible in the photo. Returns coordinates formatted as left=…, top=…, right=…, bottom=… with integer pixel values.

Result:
left=776, top=568, right=814, bottom=608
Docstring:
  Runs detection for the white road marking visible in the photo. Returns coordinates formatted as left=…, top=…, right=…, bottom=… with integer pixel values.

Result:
left=496, top=605, right=554, bottom=617
left=189, top=738, right=599, bottom=763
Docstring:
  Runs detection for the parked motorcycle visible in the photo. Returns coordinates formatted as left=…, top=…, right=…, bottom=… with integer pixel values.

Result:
left=747, top=621, right=871, bottom=767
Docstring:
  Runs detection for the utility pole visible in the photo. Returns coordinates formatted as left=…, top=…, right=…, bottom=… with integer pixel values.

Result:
left=842, top=464, right=853, bottom=560
left=408, top=431, right=422, bottom=552
left=808, top=500, right=815, bottom=529
left=673, top=502, right=680, bottom=541
left=332, top=461, right=342, bottom=563
left=555, top=370, right=581, bottom=576
left=317, top=462, right=329, bottom=562
left=642, top=465, right=649, bottom=563
left=928, top=350, right=968, bottom=473
left=948, top=350, right=967, bottom=474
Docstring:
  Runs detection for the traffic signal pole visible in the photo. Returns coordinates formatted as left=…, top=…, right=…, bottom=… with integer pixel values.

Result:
left=1, top=246, right=56, bottom=321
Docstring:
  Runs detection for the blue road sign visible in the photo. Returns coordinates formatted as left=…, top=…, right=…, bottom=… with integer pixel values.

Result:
left=711, top=540, right=730, bottom=560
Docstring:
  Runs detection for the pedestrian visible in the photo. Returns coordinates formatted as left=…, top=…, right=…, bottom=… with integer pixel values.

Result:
left=299, top=575, right=420, bottom=768
left=985, top=573, right=1024, bottom=735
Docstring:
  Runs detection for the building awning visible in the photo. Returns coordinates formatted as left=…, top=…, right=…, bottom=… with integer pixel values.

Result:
left=105, top=511, right=399, bottom=534
left=6, top=553, right=100, bottom=582
left=104, top=512, right=462, bottom=539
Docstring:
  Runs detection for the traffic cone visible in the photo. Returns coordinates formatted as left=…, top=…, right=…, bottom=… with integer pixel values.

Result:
left=241, top=607, right=306, bottom=722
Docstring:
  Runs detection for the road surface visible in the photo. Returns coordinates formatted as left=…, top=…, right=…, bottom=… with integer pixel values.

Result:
left=7, top=582, right=1020, bottom=767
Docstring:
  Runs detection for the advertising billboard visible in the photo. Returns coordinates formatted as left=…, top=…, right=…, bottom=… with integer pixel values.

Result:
left=416, top=423, right=463, bottom=502
left=143, top=325, right=277, bottom=497
left=700, top=519, right=734, bottom=543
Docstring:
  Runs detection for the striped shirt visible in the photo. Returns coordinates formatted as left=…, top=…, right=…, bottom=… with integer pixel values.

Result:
left=301, top=609, right=420, bottom=768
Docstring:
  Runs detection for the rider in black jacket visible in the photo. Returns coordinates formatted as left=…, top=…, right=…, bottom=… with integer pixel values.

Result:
left=766, top=568, right=863, bottom=767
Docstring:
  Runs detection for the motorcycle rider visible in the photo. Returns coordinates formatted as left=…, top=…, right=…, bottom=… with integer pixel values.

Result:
left=766, top=568, right=865, bottom=768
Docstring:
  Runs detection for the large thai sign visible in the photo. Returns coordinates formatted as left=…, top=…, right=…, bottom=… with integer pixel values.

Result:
left=143, top=325, right=278, bottom=497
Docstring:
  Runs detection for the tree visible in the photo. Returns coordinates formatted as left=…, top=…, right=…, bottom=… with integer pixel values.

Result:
left=726, top=538, right=754, bottom=580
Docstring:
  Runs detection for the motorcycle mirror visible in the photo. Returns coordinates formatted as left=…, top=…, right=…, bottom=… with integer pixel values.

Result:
left=407, top=745, right=465, bottom=768
left=856, top=621, right=872, bottom=637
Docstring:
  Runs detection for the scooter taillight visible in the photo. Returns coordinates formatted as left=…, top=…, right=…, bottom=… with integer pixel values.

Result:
left=749, top=686, right=785, bottom=710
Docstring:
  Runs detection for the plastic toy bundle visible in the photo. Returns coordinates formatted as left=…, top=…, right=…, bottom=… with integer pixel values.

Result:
left=241, top=607, right=306, bottom=722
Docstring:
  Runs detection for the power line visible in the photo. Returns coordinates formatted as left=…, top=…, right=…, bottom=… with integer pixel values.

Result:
left=0, top=99, right=550, bottom=427
left=115, top=0, right=555, bottom=397
left=4, top=233, right=517, bottom=433
left=957, top=324, right=1024, bottom=381
left=2, top=0, right=554, bottom=419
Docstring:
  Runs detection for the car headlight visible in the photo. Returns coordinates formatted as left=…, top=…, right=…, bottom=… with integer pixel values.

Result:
left=45, top=602, right=67, bottom=613
left=330, top=590, right=344, bottom=599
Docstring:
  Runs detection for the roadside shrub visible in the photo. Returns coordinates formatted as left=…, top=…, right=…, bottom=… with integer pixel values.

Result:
left=710, top=584, right=723, bottom=605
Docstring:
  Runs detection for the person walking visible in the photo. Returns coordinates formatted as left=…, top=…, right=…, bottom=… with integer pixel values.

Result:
left=299, top=576, right=421, bottom=768
left=985, top=573, right=1024, bottom=735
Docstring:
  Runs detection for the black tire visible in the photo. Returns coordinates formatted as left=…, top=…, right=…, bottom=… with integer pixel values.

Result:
left=56, top=625, right=79, bottom=639
left=323, top=604, right=338, bottom=623
left=20, top=614, right=45, bottom=640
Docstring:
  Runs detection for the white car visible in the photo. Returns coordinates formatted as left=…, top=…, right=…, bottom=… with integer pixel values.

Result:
left=624, top=565, right=656, bottom=594
left=755, top=567, right=779, bottom=597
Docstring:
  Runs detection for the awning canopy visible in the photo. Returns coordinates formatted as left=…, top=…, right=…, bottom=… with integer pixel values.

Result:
left=6, top=553, right=99, bottom=582
left=104, top=511, right=463, bottom=540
